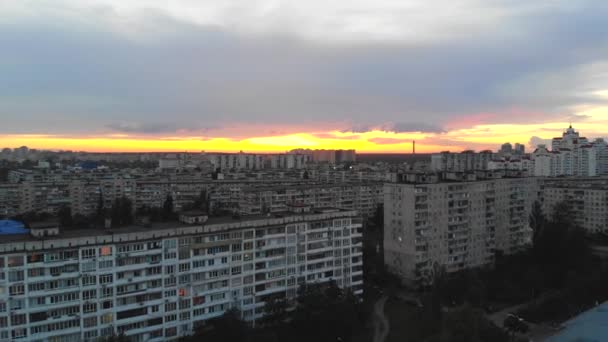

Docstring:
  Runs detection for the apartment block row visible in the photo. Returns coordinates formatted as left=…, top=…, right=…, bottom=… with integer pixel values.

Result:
left=430, top=126, right=608, bottom=177
left=0, top=209, right=363, bottom=341
left=384, top=171, right=539, bottom=285
left=235, top=184, right=383, bottom=217
left=0, top=179, right=383, bottom=219
left=541, top=177, right=608, bottom=235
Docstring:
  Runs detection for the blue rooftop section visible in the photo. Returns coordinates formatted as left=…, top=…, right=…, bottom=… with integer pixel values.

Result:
left=0, top=220, right=29, bottom=235
left=547, top=301, right=608, bottom=342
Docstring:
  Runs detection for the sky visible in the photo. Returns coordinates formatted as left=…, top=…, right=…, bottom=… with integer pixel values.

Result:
left=1, top=0, right=608, bottom=153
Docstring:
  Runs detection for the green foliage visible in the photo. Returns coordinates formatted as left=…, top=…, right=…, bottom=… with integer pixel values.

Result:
left=181, top=282, right=365, bottom=342
left=111, top=196, right=133, bottom=227
left=96, top=192, right=104, bottom=222
left=162, top=194, right=175, bottom=220
left=181, top=308, right=250, bottom=342
left=503, top=315, right=529, bottom=336
left=183, top=190, right=209, bottom=213
left=57, top=205, right=72, bottom=228
left=97, top=332, right=130, bottom=342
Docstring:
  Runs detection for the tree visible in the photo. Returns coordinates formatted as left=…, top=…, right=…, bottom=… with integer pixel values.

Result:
left=290, top=282, right=362, bottom=342
left=163, top=194, right=174, bottom=220
left=184, top=190, right=209, bottom=212
left=182, top=308, right=249, bottom=342
left=96, top=191, right=104, bottom=224
left=529, top=200, right=546, bottom=248
left=302, top=170, right=309, bottom=179
left=111, top=196, right=133, bottom=227
left=97, top=332, right=130, bottom=342
left=57, top=205, right=72, bottom=228
left=262, top=296, right=288, bottom=327
left=503, top=315, right=529, bottom=340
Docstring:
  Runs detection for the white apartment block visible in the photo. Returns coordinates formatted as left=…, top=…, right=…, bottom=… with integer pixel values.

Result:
left=0, top=209, right=363, bottom=341
left=384, top=172, right=538, bottom=285
left=531, top=125, right=605, bottom=177
left=430, top=151, right=494, bottom=172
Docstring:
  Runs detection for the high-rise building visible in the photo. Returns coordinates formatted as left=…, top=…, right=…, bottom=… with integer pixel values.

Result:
left=384, top=171, right=538, bottom=285
left=430, top=150, right=494, bottom=172
left=0, top=209, right=362, bottom=341
left=531, top=125, right=602, bottom=177
left=541, top=177, right=608, bottom=234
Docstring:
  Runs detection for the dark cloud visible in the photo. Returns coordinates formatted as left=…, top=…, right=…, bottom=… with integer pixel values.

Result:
left=368, top=137, right=412, bottom=145
left=389, top=122, right=445, bottom=133
left=312, top=133, right=361, bottom=140
left=0, top=1, right=607, bottom=136
left=106, top=122, right=178, bottom=134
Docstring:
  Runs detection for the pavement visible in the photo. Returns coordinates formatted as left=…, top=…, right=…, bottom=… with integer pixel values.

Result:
left=372, top=296, right=390, bottom=342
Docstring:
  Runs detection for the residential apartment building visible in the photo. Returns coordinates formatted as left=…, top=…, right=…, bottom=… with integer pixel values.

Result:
left=0, top=209, right=363, bottom=341
left=384, top=171, right=538, bottom=285
left=0, top=177, right=384, bottom=221
left=235, top=183, right=383, bottom=218
left=430, top=150, right=494, bottom=172
left=541, top=177, right=608, bottom=234
left=531, top=125, right=605, bottom=177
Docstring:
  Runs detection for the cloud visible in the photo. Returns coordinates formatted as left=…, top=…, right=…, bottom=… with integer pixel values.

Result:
left=528, top=136, right=552, bottom=149
left=343, top=122, right=444, bottom=134
left=368, top=137, right=412, bottom=145
left=106, top=122, right=178, bottom=134
left=312, top=132, right=361, bottom=140
left=0, top=0, right=607, bottom=145
left=389, top=122, right=445, bottom=133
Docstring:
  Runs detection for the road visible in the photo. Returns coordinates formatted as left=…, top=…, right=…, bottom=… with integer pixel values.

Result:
left=372, top=296, right=390, bottom=342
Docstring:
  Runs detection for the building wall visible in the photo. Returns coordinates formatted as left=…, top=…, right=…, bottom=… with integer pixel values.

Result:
left=0, top=210, right=363, bottom=341
left=384, top=177, right=538, bottom=285
left=542, top=179, right=608, bottom=234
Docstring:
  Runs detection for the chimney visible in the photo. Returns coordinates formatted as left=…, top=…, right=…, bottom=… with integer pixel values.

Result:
left=413, top=140, right=416, bottom=154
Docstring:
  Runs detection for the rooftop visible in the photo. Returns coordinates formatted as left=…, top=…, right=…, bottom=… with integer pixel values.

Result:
left=547, top=301, right=608, bottom=342
left=0, top=208, right=356, bottom=244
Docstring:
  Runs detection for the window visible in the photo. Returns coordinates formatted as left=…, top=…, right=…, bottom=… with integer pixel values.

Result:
left=83, top=290, right=97, bottom=300
left=82, top=275, right=96, bottom=286
left=7, top=256, right=23, bottom=267
left=8, top=270, right=24, bottom=282
left=100, top=274, right=113, bottom=284
left=99, top=260, right=113, bottom=269
left=81, top=248, right=96, bottom=259
left=84, top=316, right=97, bottom=328
left=102, top=287, right=113, bottom=298
left=10, top=314, right=26, bottom=326
left=82, top=261, right=96, bottom=272
left=9, top=284, right=24, bottom=296
left=83, top=303, right=97, bottom=313
left=99, top=246, right=112, bottom=256
left=101, top=313, right=113, bottom=324
left=11, top=328, right=26, bottom=339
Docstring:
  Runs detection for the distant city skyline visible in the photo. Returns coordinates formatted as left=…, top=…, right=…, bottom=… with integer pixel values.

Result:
left=0, top=123, right=606, bottom=153
left=1, top=1, right=607, bottom=152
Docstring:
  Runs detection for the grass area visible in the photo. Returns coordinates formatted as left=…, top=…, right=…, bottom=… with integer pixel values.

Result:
left=384, top=297, right=429, bottom=342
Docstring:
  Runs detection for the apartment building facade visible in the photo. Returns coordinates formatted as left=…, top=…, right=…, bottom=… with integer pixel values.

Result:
left=0, top=178, right=383, bottom=220
left=0, top=209, right=363, bottom=341
left=541, top=178, right=608, bottom=234
left=384, top=172, right=538, bottom=285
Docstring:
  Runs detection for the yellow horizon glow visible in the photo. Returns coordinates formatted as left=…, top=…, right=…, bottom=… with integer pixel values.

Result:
left=2, top=108, right=607, bottom=153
